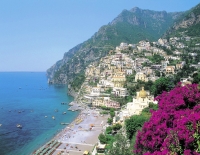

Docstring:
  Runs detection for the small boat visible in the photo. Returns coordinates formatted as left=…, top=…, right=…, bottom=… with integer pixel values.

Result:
left=55, top=109, right=58, bottom=112
left=60, top=123, right=69, bottom=125
left=45, top=116, right=47, bottom=118
left=0, top=124, right=2, bottom=127
left=52, top=116, right=55, bottom=120
left=63, top=112, right=66, bottom=114
left=16, top=124, right=22, bottom=128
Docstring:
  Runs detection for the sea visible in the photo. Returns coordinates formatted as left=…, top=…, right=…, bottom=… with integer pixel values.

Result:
left=0, top=72, right=79, bottom=155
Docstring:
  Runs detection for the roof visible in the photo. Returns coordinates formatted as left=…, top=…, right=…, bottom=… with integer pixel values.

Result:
left=97, top=144, right=106, bottom=149
left=83, top=150, right=89, bottom=154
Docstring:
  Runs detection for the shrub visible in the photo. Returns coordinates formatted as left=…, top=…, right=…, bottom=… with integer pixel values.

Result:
left=134, top=84, right=200, bottom=155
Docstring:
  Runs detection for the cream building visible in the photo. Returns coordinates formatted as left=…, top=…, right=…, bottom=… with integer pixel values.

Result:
left=92, top=97, right=120, bottom=109
left=111, top=71, right=126, bottom=87
left=165, top=66, right=175, bottom=74
left=114, top=87, right=157, bottom=123
left=135, top=72, right=148, bottom=82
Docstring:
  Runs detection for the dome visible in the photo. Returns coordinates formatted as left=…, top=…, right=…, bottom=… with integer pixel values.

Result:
left=139, top=87, right=147, bottom=98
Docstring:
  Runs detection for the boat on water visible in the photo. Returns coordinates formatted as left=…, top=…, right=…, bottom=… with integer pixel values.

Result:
left=45, top=116, right=47, bottom=118
left=60, top=122, right=69, bottom=125
left=63, top=112, right=66, bottom=114
left=16, top=124, right=22, bottom=128
left=52, top=116, right=55, bottom=120
left=0, top=124, right=2, bottom=127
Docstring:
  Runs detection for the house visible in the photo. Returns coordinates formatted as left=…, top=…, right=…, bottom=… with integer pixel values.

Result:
left=188, top=53, right=197, bottom=57
left=135, top=72, right=148, bottom=82
left=105, top=100, right=120, bottom=109
left=151, top=64, right=162, bottom=70
left=112, top=87, right=128, bottom=97
left=92, top=98, right=104, bottom=107
left=176, top=63, right=183, bottom=70
left=91, top=87, right=101, bottom=96
left=126, top=69, right=133, bottom=75
left=96, top=143, right=106, bottom=153
left=180, top=77, right=193, bottom=86
left=83, top=150, right=89, bottom=155
left=144, top=52, right=152, bottom=57
left=142, top=67, right=153, bottom=75
left=165, top=66, right=175, bottom=74
left=97, top=79, right=114, bottom=88
left=173, top=50, right=182, bottom=55
left=115, top=87, right=157, bottom=122
left=161, top=60, right=168, bottom=69
left=158, top=38, right=168, bottom=46
left=111, top=72, right=126, bottom=87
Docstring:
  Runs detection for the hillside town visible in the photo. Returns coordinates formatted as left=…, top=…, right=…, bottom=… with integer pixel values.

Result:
left=62, top=34, right=200, bottom=154
left=73, top=36, right=199, bottom=115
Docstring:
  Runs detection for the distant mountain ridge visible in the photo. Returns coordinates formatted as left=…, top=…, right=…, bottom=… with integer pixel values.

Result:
left=165, top=3, right=200, bottom=37
left=47, top=7, right=183, bottom=84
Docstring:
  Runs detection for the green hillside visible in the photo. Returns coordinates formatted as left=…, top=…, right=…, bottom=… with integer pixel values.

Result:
left=47, top=7, right=182, bottom=87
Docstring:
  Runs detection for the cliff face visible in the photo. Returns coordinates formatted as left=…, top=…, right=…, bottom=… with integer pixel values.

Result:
left=165, top=3, right=200, bottom=37
left=46, top=7, right=183, bottom=84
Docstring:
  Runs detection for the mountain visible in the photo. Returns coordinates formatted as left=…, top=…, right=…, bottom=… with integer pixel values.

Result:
left=165, top=3, right=200, bottom=37
left=47, top=7, right=182, bottom=86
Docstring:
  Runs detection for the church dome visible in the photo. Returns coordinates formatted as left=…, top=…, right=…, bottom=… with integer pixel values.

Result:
left=139, top=87, right=147, bottom=98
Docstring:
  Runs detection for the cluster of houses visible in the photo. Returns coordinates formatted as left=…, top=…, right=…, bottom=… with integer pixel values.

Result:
left=82, top=37, right=199, bottom=154
left=77, top=36, right=199, bottom=123
left=83, top=46, right=133, bottom=109
left=79, top=42, right=158, bottom=120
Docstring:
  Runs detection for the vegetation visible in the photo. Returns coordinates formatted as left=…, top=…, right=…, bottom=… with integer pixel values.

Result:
left=147, top=54, right=164, bottom=64
left=48, top=8, right=182, bottom=88
left=134, top=84, right=200, bottom=154
left=151, top=77, right=174, bottom=97
left=108, top=131, right=132, bottom=155
left=125, top=115, right=148, bottom=140
left=70, top=73, right=85, bottom=91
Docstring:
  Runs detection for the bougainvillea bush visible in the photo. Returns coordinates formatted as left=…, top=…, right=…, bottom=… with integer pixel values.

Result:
left=134, top=84, right=200, bottom=155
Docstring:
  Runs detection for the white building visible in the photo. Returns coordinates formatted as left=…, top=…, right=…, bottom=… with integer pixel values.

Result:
left=114, top=87, right=157, bottom=123
left=112, top=87, right=128, bottom=97
left=91, top=87, right=101, bottom=96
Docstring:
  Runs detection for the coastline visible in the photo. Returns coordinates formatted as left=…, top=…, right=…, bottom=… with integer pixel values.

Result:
left=32, top=101, right=108, bottom=155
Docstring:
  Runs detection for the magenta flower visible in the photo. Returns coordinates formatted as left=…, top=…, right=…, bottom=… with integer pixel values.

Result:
left=134, top=84, right=200, bottom=154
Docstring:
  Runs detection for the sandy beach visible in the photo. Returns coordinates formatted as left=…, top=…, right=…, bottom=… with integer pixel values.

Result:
left=33, top=106, right=109, bottom=155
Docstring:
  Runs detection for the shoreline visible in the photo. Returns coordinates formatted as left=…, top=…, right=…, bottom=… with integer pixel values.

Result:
left=32, top=101, right=108, bottom=155
left=31, top=101, right=81, bottom=155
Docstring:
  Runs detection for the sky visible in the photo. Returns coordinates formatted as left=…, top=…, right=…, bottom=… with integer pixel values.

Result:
left=0, top=0, right=199, bottom=72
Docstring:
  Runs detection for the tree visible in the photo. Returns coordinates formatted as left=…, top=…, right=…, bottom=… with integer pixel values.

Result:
left=106, top=126, right=113, bottom=134
left=107, top=118, right=113, bottom=125
left=154, top=70, right=160, bottom=77
left=98, top=133, right=107, bottom=144
left=110, top=108, right=115, bottom=118
left=125, top=115, right=148, bottom=140
left=151, top=77, right=174, bottom=97
left=112, top=124, right=122, bottom=131
left=109, top=131, right=132, bottom=155
left=193, top=70, right=200, bottom=84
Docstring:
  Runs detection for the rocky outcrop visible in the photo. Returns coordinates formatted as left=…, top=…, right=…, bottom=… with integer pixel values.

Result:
left=174, top=12, right=200, bottom=29
left=165, top=3, right=200, bottom=37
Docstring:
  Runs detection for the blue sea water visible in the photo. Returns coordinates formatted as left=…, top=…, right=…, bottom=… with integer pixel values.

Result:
left=0, top=72, right=78, bottom=155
